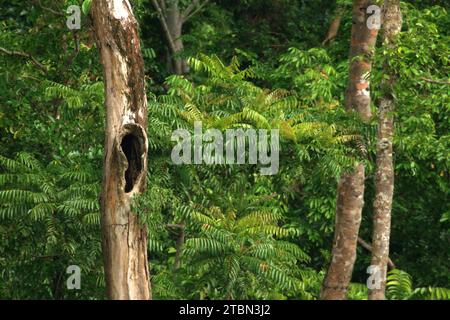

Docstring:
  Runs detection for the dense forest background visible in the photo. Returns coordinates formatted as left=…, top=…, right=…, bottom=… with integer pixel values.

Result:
left=0, top=0, right=449, bottom=299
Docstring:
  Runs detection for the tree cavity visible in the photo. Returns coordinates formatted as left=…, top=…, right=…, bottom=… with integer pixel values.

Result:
left=120, top=133, right=142, bottom=193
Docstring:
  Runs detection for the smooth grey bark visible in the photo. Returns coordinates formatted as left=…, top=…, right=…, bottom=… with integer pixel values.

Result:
left=151, top=0, right=209, bottom=74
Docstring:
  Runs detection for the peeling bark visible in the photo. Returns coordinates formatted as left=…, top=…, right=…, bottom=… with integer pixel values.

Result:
left=369, top=0, right=402, bottom=300
left=321, top=0, right=380, bottom=300
left=91, top=0, right=151, bottom=300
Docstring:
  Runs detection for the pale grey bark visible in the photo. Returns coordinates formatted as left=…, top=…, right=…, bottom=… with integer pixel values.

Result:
left=151, top=0, right=209, bottom=74
left=369, top=0, right=402, bottom=300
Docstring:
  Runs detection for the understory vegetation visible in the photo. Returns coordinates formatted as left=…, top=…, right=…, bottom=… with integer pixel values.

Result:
left=0, top=0, right=448, bottom=299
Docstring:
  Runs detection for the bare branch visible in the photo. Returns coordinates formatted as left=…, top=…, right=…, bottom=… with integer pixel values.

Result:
left=322, top=8, right=343, bottom=45
left=166, top=223, right=184, bottom=229
left=183, top=0, right=199, bottom=18
left=37, top=0, right=65, bottom=17
left=66, top=31, right=80, bottom=65
left=183, top=0, right=209, bottom=22
left=357, top=237, right=396, bottom=270
left=420, top=77, right=450, bottom=85
left=151, top=0, right=178, bottom=53
left=0, top=47, right=47, bottom=73
left=173, top=220, right=185, bottom=270
left=157, top=0, right=167, bottom=17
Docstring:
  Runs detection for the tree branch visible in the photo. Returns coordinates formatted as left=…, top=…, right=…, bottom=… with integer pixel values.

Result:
left=183, top=0, right=209, bottom=22
left=66, top=31, right=80, bottom=65
left=173, top=220, right=185, bottom=270
left=151, top=0, right=177, bottom=53
left=322, top=11, right=343, bottom=45
left=357, top=237, right=396, bottom=270
left=0, top=47, right=47, bottom=73
left=420, top=77, right=450, bottom=85
left=37, top=0, right=65, bottom=17
left=182, top=0, right=199, bottom=18
left=166, top=223, right=184, bottom=229
left=157, top=0, right=167, bottom=17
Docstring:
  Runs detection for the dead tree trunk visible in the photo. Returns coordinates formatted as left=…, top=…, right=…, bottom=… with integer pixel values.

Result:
left=369, top=0, right=402, bottom=300
left=91, top=0, right=151, bottom=300
left=321, top=0, right=380, bottom=300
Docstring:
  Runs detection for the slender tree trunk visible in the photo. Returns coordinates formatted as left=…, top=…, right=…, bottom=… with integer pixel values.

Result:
left=166, top=3, right=188, bottom=75
left=173, top=220, right=185, bottom=270
left=91, top=0, right=151, bottom=300
left=369, top=0, right=402, bottom=300
left=152, top=0, right=209, bottom=74
left=321, top=0, right=380, bottom=300
left=151, top=0, right=189, bottom=74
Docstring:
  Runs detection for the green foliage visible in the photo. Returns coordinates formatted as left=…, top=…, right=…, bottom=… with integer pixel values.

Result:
left=360, top=2, right=450, bottom=287
left=272, top=47, right=344, bottom=105
left=0, top=0, right=448, bottom=300
left=387, top=269, right=450, bottom=300
left=0, top=152, right=104, bottom=299
left=81, top=0, right=92, bottom=15
left=182, top=205, right=310, bottom=299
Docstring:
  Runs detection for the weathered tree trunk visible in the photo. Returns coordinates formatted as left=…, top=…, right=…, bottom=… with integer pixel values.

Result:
left=321, top=0, right=380, bottom=300
left=91, top=0, right=151, bottom=300
left=369, top=0, right=402, bottom=300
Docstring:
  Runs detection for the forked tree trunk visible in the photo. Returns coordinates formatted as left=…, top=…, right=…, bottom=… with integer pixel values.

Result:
left=91, top=0, right=151, bottom=300
left=321, top=0, right=380, bottom=300
left=151, top=0, right=189, bottom=75
left=369, top=0, right=402, bottom=300
left=151, top=0, right=209, bottom=75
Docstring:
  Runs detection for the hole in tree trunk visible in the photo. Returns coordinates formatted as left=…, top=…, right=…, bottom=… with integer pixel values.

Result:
left=121, top=133, right=142, bottom=193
